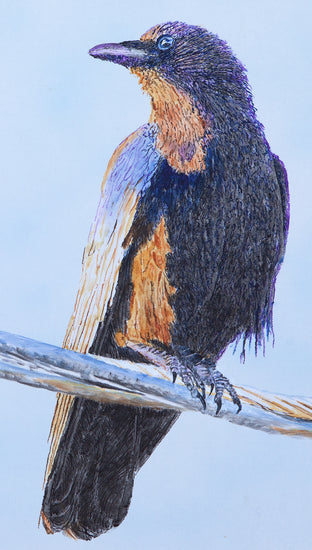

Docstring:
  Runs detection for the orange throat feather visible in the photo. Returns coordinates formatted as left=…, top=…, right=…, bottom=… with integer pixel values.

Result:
left=131, top=67, right=211, bottom=174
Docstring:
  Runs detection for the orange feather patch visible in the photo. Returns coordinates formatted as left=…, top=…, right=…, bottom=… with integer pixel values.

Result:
left=131, top=67, right=211, bottom=174
left=116, top=216, right=176, bottom=347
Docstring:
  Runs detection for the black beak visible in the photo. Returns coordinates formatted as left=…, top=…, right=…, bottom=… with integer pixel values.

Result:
left=89, top=40, right=153, bottom=69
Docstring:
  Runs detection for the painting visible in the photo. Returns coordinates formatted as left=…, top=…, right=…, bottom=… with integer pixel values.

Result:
left=0, top=2, right=311, bottom=549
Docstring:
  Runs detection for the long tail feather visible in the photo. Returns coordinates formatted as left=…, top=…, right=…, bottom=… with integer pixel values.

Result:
left=41, top=398, right=178, bottom=540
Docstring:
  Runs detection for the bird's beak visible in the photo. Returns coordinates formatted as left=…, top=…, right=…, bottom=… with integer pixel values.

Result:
left=89, top=40, right=152, bottom=69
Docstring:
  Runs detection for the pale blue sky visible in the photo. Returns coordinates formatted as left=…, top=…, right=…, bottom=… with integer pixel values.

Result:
left=0, top=1, right=311, bottom=549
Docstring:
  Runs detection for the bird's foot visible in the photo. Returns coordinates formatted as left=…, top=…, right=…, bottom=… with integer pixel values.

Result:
left=126, top=340, right=241, bottom=415
left=195, top=361, right=242, bottom=415
left=170, top=356, right=207, bottom=410
left=170, top=355, right=241, bottom=415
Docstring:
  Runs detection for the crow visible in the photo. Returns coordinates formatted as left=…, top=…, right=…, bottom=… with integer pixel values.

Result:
left=41, top=21, right=289, bottom=540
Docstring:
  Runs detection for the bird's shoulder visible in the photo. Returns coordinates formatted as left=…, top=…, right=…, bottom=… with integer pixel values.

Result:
left=101, top=123, right=161, bottom=197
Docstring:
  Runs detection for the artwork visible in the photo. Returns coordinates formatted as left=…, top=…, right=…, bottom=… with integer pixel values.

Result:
left=39, top=22, right=289, bottom=540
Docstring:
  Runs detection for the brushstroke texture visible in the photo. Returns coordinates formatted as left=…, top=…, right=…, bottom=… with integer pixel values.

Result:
left=42, top=21, right=289, bottom=539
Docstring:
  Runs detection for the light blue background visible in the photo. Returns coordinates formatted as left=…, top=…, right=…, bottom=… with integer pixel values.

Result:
left=0, top=1, right=311, bottom=549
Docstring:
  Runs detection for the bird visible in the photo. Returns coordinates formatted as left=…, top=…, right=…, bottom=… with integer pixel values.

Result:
left=40, top=21, right=289, bottom=540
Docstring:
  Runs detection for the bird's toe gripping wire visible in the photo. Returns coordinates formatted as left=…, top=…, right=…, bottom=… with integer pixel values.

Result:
left=170, top=357, right=207, bottom=410
left=210, top=369, right=242, bottom=415
left=171, top=357, right=242, bottom=415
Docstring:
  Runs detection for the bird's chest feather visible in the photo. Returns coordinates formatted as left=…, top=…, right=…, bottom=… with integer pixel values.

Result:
left=131, top=68, right=212, bottom=174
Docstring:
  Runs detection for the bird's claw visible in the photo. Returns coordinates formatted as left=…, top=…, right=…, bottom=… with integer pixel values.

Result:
left=196, top=391, right=206, bottom=410
left=215, top=395, right=222, bottom=416
left=170, top=357, right=207, bottom=410
left=209, top=367, right=242, bottom=415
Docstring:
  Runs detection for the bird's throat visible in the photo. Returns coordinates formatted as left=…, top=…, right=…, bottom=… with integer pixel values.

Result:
left=131, top=68, right=211, bottom=174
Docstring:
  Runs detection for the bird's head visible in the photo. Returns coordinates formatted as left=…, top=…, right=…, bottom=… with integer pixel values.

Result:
left=89, top=21, right=253, bottom=116
left=89, top=22, right=255, bottom=173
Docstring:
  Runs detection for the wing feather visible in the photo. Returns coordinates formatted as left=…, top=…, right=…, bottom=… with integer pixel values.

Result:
left=43, top=124, right=160, bottom=485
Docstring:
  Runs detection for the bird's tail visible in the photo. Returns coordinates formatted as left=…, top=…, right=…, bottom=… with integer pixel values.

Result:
left=40, top=395, right=178, bottom=540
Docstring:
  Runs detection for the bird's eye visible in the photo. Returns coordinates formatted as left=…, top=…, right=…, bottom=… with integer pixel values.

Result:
left=157, top=35, right=174, bottom=51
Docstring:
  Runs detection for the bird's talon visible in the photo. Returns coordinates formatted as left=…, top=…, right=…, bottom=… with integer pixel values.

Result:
left=200, top=385, right=206, bottom=403
left=198, top=391, right=206, bottom=410
left=215, top=398, right=222, bottom=416
left=172, top=371, right=177, bottom=384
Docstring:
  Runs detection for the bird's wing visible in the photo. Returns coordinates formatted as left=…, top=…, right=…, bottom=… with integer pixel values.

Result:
left=45, top=123, right=161, bottom=483
left=64, top=124, right=160, bottom=353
